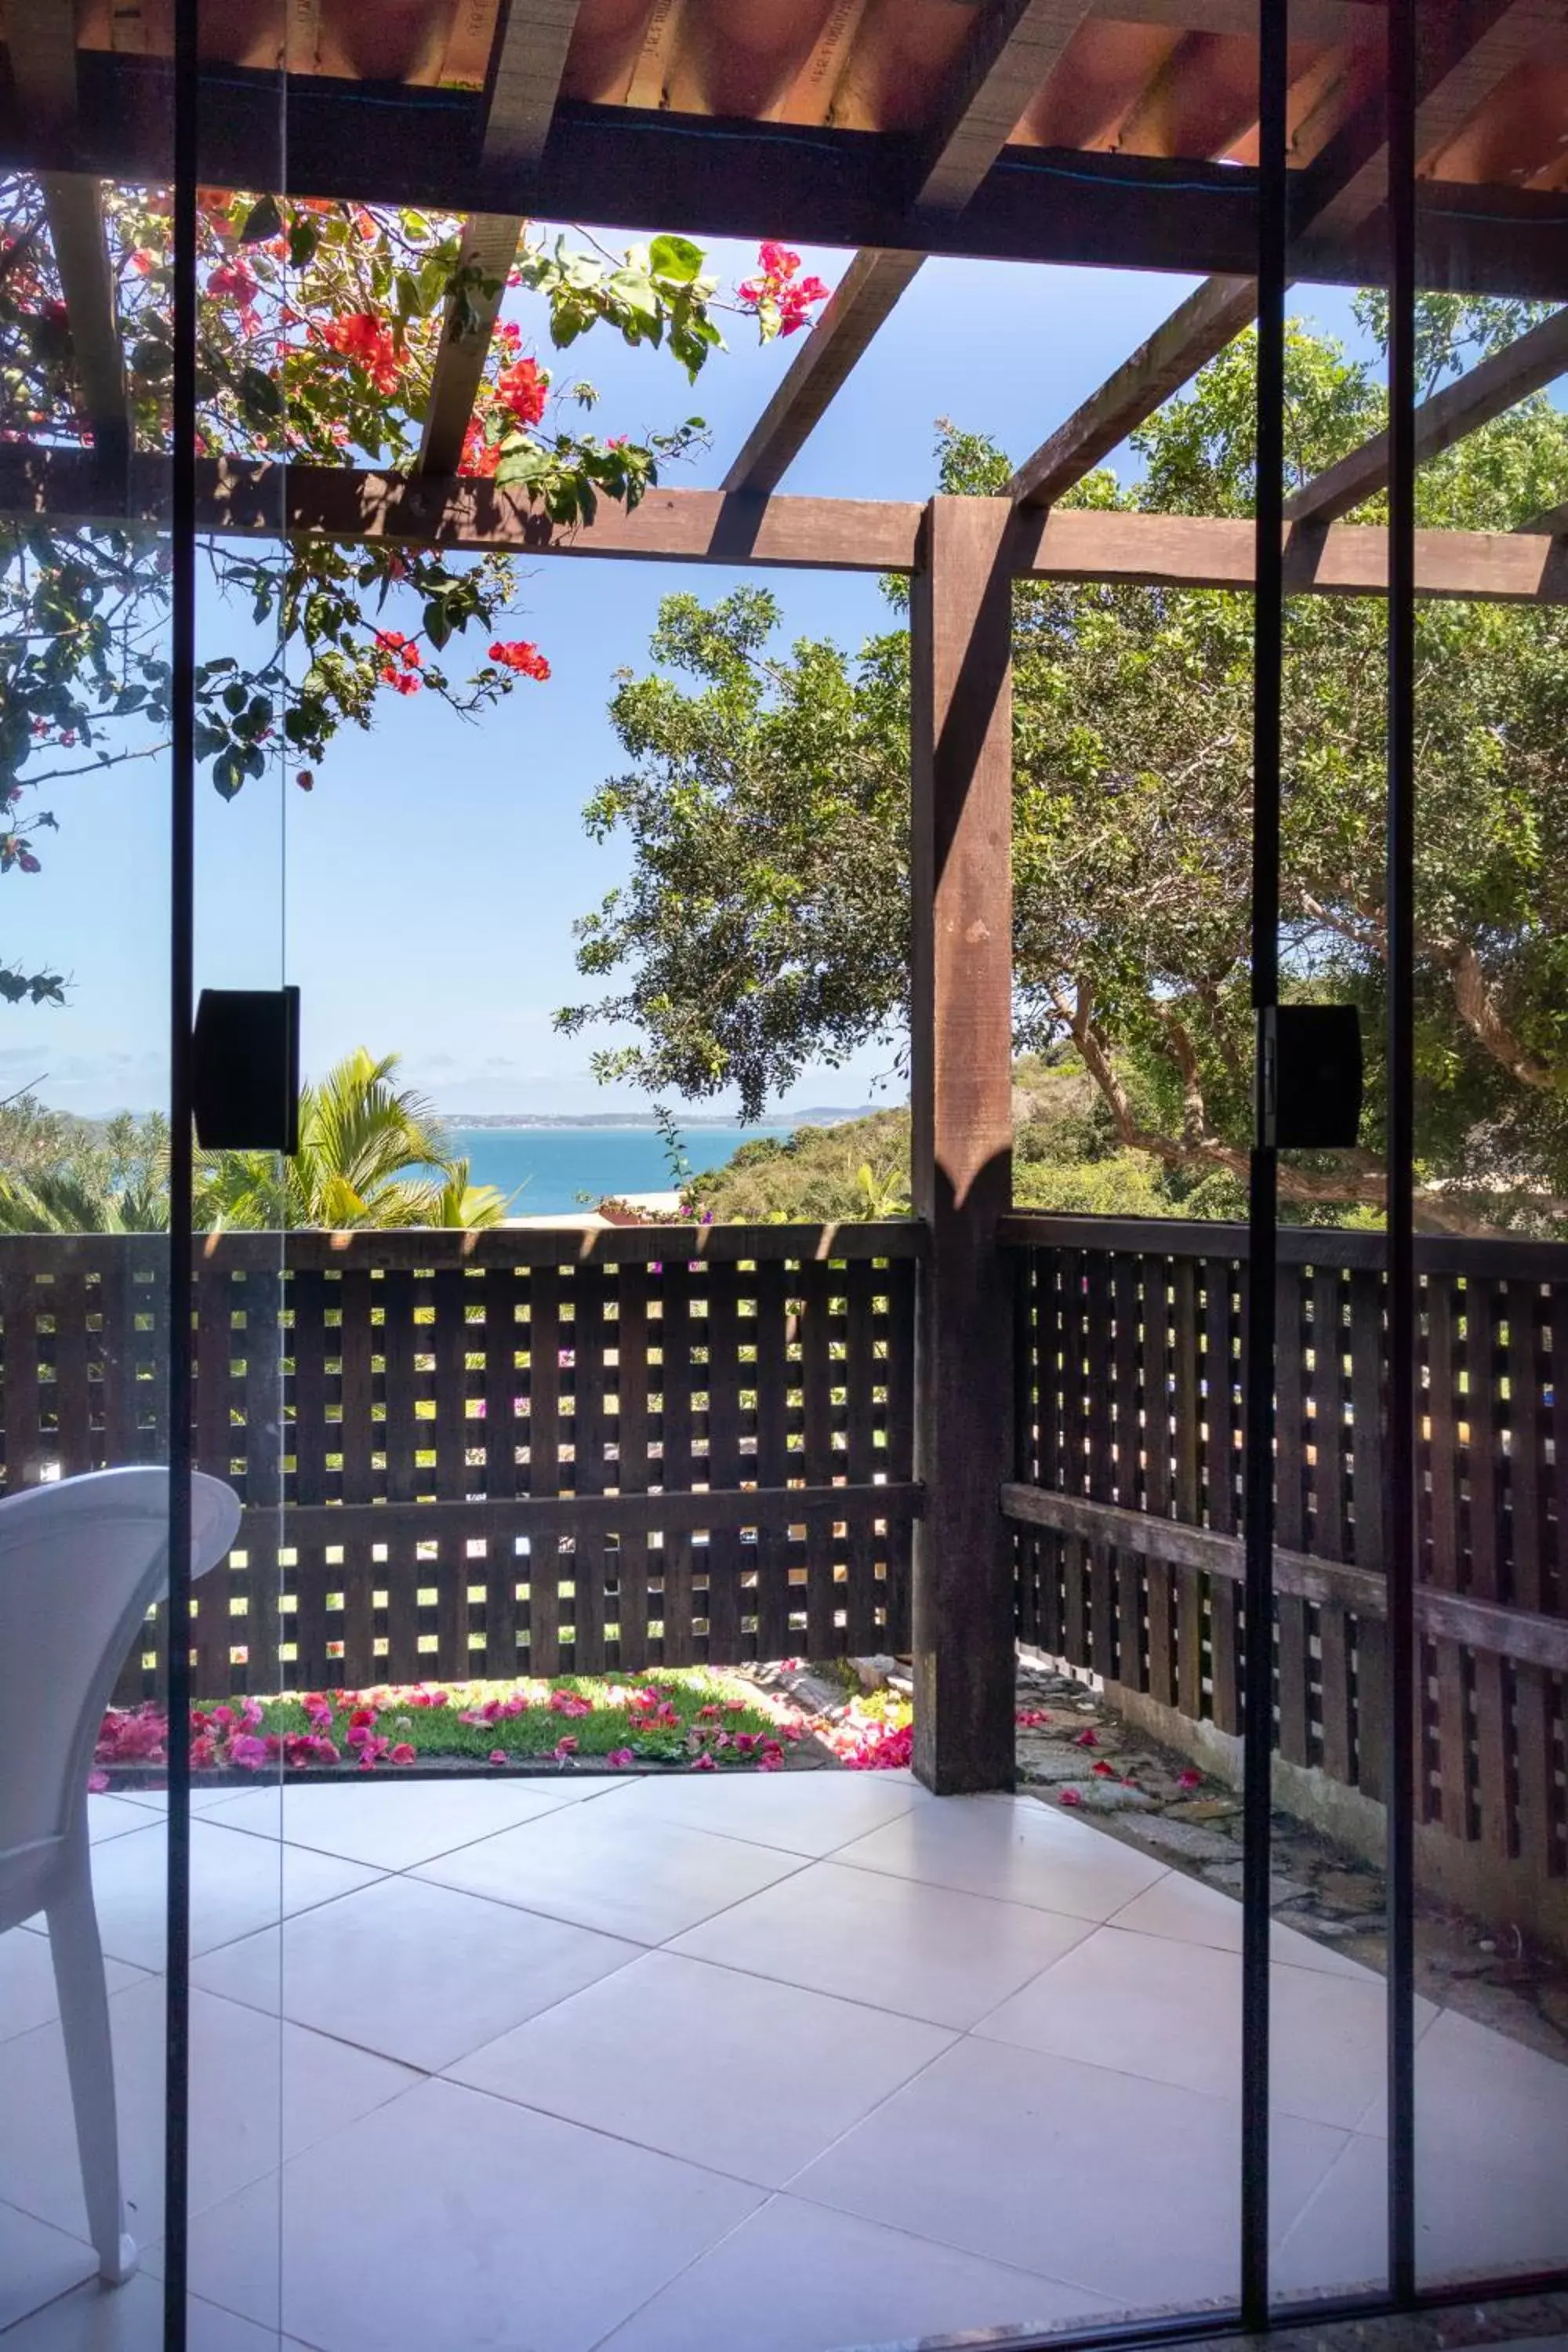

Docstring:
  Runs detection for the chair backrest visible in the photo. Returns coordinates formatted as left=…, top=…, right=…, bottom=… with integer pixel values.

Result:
left=0, top=1468, right=241, bottom=1867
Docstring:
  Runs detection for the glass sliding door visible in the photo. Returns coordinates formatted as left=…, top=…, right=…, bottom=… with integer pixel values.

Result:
left=0, top=42, right=180, bottom=2346
left=1407, top=64, right=1568, bottom=2296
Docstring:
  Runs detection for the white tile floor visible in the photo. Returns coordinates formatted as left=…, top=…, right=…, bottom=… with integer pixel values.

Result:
left=2, top=1773, right=1565, bottom=2352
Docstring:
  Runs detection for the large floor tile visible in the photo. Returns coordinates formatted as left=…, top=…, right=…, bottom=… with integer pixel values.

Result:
left=0, top=1976, right=415, bottom=2249
left=447, top=1950, right=953, bottom=2186
left=793, top=2035, right=1347, bottom=2307
left=0, top=1928, right=146, bottom=2045
left=86, top=1798, right=164, bottom=1848
left=974, top=1922, right=1418, bottom=2131
left=0, top=2270, right=295, bottom=2351
left=605, top=1768, right=928, bottom=1857
left=596, top=2190, right=1117, bottom=2352
left=60, top=1821, right=379, bottom=1973
left=209, top=1773, right=603, bottom=1871
left=1409, top=2005, right=1568, bottom=2178
left=185, top=2076, right=763, bottom=2352
left=414, top=1803, right=804, bottom=1944
left=833, top=1791, right=1169, bottom=1922
left=1109, top=1866, right=1374, bottom=1979
left=673, top=1859, right=1091, bottom=2029
left=191, top=1872, right=641, bottom=2071
left=1275, top=2125, right=1568, bottom=2297
left=0, top=2202, right=96, bottom=2333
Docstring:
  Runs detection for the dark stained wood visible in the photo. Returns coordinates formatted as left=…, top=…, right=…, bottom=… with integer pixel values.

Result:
left=1284, top=306, right=1568, bottom=527
left=1275, top=1266, right=1313, bottom=1769
left=656, top=1266, right=695, bottom=1666
left=909, top=495, right=1016, bottom=1794
left=485, top=0, right=583, bottom=169
left=1010, top=274, right=1258, bottom=508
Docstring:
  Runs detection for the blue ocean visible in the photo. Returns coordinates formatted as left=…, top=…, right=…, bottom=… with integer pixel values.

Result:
left=447, top=1124, right=773, bottom=1216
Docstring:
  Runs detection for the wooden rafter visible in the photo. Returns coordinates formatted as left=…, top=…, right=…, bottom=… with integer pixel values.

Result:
left=1284, top=307, right=1568, bottom=527
left=1006, top=0, right=1558, bottom=515
left=723, top=0, right=1086, bottom=495
left=5, top=450, right=1565, bottom=604
left=416, top=0, right=579, bottom=477
left=1009, top=274, right=1257, bottom=508
left=1302, top=0, right=1564, bottom=246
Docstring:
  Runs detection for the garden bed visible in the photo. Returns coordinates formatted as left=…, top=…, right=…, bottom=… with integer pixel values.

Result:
left=91, top=1662, right=917, bottom=1792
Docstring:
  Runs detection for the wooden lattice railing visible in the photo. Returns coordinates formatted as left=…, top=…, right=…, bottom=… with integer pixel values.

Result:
left=0, top=1224, right=921, bottom=1700
left=1004, top=1213, right=1567, bottom=1896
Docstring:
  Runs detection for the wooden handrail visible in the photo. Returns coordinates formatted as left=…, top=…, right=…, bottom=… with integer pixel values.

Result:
left=998, top=1209, right=1568, bottom=1282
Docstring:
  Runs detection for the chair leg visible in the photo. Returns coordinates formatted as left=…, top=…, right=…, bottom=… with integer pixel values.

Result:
left=46, top=1845, right=137, bottom=2285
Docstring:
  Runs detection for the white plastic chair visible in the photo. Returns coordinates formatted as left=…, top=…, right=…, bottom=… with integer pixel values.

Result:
left=0, top=1467, right=241, bottom=2284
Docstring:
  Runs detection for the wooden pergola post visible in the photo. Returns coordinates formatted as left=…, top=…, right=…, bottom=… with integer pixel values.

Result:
left=909, top=495, right=1017, bottom=1795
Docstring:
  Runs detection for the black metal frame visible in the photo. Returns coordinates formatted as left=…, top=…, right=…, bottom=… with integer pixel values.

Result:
left=162, top=0, right=197, bottom=2343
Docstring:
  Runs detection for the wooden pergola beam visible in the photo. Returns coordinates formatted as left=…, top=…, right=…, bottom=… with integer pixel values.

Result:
left=7, top=451, right=1567, bottom=604
left=1518, top=498, right=1568, bottom=534
left=1009, top=274, right=1257, bottom=508
left=416, top=1, right=580, bottom=477
left=720, top=251, right=922, bottom=496
left=723, top=0, right=1085, bottom=495
left=1284, top=306, right=1568, bottom=527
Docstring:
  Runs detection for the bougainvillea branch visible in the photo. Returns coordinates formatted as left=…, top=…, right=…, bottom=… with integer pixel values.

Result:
left=0, top=179, right=828, bottom=989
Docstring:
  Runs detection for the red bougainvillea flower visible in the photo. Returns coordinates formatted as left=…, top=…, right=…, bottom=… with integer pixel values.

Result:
left=129, top=249, right=156, bottom=276
left=379, top=666, right=420, bottom=695
left=460, top=417, right=501, bottom=477
left=348, top=1706, right=376, bottom=1730
left=488, top=639, right=550, bottom=681
left=321, top=311, right=401, bottom=394
left=1091, top=1759, right=1117, bottom=1778
left=495, top=354, right=548, bottom=426
left=206, top=259, right=257, bottom=307
left=1015, top=1707, right=1052, bottom=1728
left=737, top=242, right=831, bottom=336
left=552, top=1735, right=579, bottom=1760
left=1059, top=1787, right=1084, bottom=1807
left=1177, top=1767, right=1203, bottom=1788
left=388, top=1742, right=417, bottom=1765
left=1071, top=1726, right=1098, bottom=1748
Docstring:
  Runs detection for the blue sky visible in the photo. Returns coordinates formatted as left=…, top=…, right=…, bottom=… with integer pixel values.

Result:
left=2, top=239, right=1366, bottom=1120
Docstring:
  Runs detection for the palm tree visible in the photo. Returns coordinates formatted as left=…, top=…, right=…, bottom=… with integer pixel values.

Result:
left=0, top=1167, right=171, bottom=1233
left=195, top=1048, right=508, bottom=1230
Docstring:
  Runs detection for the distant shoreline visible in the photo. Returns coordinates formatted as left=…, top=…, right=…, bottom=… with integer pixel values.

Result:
left=447, top=1109, right=876, bottom=1131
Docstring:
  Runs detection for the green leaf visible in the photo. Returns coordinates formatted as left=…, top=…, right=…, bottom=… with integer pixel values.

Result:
left=288, top=216, right=319, bottom=269
left=648, top=234, right=706, bottom=284
left=423, top=601, right=452, bottom=652
left=239, top=365, right=284, bottom=423
left=129, top=339, right=173, bottom=380
left=239, top=194, right=284, bottom=245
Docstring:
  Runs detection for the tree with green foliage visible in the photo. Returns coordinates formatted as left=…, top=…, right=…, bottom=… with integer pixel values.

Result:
left=560, top=297, right=1568, bottom=1234
left=0, top=1100, right=170, bottom=1231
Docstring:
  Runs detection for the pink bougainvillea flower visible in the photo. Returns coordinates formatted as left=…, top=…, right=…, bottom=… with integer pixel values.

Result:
left=87, top=1769, right=110, bottom=1794
left=229, top=1733, right=270, bottom=1773
left=488, top=1748, right=509, bottom=1766
left=1059, top=1787, right=1084, bottom=1807
left=1071, top=1726, right=1098, bottom=1748
left=239, top=1697, right=264, bottom=1730
left=1015, top=1708, right=1052, bottom=1728
left=606, top=1748, right=635, bottom=1769
left=689, top=1753, right=717, bottom=1773
left=348, top=1706, right=376, bottom=1730
left=388, top=1743, right=417, bottom=1765
left=206, top=258, right=258, bottom=307
left=1091, top=1759, right=1117, bottom=1779
left=1177, top=1767, right=1203, bottom=1789
left=699, top=1705, right=721, bottom=1719
left=553, top=1736, right=579, bottom=1760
